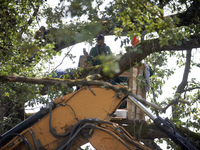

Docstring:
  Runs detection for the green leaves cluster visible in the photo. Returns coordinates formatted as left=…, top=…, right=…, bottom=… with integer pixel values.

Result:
left=0, top=0, right=67, bottom=133
left=99, top=54, right=120, bottom=78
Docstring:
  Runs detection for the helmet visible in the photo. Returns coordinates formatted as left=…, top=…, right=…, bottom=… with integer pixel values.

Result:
left=96, top=34, right=104, bottom=40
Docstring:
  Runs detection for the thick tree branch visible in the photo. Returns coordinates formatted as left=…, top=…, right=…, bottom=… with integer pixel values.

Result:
left=0, top=74, right=193, bottom=113
left=117, top=121, right=200, bottom=149
left=39, top=0, right=200, bottom=53
left=163, top=50, right=192, bottom=112
left=0, top=75, right=164, bottom=111
left=141, top=139, right=162, bottom=150
left=176, top=49, right=192, bottom=94
left=0, top=75, right=108, bottom=87
left=33, top=0, right=200, bottom=53
left=175, top=0, right=200, bottom=27
left=33, top=33, right=200, bottom=81
left=172, top=49, right=191, bottom=118
left=99, top=35, right=200, bottom=80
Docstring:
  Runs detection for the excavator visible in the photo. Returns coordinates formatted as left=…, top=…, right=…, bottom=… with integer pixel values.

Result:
left=0, top=56, right=198, bottom=150
left=0, top=85, right=198, bottom=149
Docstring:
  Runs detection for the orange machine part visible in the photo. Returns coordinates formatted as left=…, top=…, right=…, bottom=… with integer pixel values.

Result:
left=1, top=86, right=126, bottom=150
left=87, top=122, right=151, bottom=150
left=89, top=129, right=139, bottom=150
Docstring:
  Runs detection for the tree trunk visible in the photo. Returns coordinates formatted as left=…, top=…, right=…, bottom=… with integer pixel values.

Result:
left=118, top=121, right=200, bottom=149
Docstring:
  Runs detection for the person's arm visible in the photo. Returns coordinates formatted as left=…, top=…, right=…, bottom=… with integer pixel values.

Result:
left=84, top=47, right=94, bottom=62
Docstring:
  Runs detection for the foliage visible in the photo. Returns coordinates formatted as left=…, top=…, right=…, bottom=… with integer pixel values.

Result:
left=0, top=0, right=200, bottom=149
left=99, top=54, right=120, bottom=78
left=0, top=82, right=43, bottom=134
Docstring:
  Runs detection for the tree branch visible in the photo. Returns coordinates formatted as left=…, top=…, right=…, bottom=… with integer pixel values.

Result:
left=176, top=49, right=192, bottom=94
left=1, top=74, right=191, bottom=112
left=163, top=50, right=192, bottom=112
left=121, top=121, right=200, bottom=149
left=38, top=0, right=200, bottom=53
left=174, top=0, right=200, bottom=27
left=172, top=50, right=191, bottom=117
left=0, top=75, right=164, bottom=111
left=141, top=139, right=162, bottom=150
left=128, top=93, right=164, bottom=111
left=99, top=36, right=200, bottom=80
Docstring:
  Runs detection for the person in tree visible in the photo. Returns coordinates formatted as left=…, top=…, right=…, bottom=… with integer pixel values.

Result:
left=34, top=26, right=66, bottom=52
left=131, top=36, right=154, bottom=92
left=83, top=34, right=112, bottom=66
left=131, top=36, right=140, bottom=47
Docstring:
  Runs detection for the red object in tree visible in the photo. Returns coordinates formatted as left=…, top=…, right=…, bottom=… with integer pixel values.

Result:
left=131, top=36, right=140, bottom=47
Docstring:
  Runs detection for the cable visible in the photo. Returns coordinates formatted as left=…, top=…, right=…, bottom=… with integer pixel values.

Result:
left=0, top=133, right=34, bottom=150
left=29, top=129, right=40, bottom=150
left=49, top=104, right=70, bottom=137
left=90, top=125, right=132, bottom=150
left=57, top=124, right=93, bottom=150
left=57, top=118, right=133, bottom=150
left=49, top=99, right=81, bottom=137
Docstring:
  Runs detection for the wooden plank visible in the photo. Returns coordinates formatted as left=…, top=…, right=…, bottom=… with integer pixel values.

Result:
left=127, top=67, right=138, bottom=120
left=127, top=65, right=146, bottom=121
left=78, top=55, right=92, bottom=68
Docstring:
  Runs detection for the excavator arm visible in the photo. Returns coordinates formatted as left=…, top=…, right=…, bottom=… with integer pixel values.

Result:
left=0, top=85, right=197, bottom=150
left=0, top=85, right=150, bottom=150
left=128, top=96, right=198, bottom=150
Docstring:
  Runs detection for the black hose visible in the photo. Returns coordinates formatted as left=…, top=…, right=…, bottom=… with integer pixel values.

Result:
left=0, top=107, right=48, bottom=147
left=0, top=133, right=34, bottom=150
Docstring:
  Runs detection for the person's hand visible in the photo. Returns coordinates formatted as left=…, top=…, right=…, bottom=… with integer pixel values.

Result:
left=34, top=30, right=43, bottom=39
left=34, top=26, right=46, bottom=39
left=83, top=48, right=89, bottom=57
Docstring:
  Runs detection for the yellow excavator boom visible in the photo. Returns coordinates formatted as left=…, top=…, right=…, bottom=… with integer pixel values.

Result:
left=0, top=86, right=150, bottom=150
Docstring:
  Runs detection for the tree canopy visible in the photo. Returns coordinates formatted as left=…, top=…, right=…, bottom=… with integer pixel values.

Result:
left=0, top=0, right=200, bottom=149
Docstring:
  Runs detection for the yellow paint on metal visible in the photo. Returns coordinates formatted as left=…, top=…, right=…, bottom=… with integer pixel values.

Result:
left=1, top=86, right=127, bottom=150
